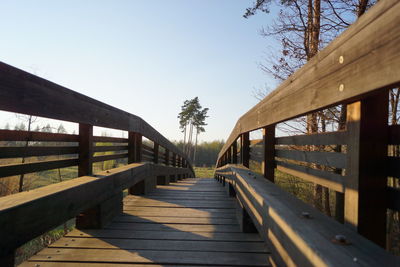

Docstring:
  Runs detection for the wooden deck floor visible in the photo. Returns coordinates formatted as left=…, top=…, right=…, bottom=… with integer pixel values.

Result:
left=20, top=178, right=270, bottom=266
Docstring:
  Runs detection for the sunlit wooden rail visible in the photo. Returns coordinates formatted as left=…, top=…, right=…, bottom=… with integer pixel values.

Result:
left=1, top=0, right=400, bottom=266
left=216, top=0, right=399, bottom=266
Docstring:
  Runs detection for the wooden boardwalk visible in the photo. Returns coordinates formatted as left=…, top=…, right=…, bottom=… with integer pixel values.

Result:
left=20, top=178, right=270, bottom=267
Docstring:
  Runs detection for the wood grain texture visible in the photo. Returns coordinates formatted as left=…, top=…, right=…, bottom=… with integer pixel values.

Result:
left=21, top=178, right=270, bottom=266
left=275, top=149, right=346, bottom=169
left=218, top=0, right=400, bottom=159
left=0, top=163, right=191, bottom=257
left=215, top=165, right=396, bottom=267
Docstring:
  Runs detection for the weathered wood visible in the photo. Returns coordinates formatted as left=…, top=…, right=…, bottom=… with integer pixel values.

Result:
left=134, top=133, right=142, bottom=162
left=156, top=175, right=169, bottom=185
left=388, top=156, right=400, bottom=178
left=241, top=132, right=250, bottom=168
left=388, top=187, right=400, bottom=211
left=49, top=237, right=267, bottom=253
left=276, top=160, right=344, bottom=192
left=0, top=62, right=189, bottom=163
left=29, top=248, right=269, bottom=266
left=128, top=132, right=136, bottom=164
left=78, top=123, right=93, bottom=176
left=216, top=165, right=396, bottom=267
left=0, top=129, right=78, bottom=142
left=275, top=149, right=346, bottom=169
left=66, top=229, right=262, bottom=242
left=76, top=192, right=123, bottom=229
left=93, top=136, right=128, bottom=143
left=165, top=149, right=169, bottom=165
left=263, top=125, right=275, bottom=182
left=0, top=163, right=191, bottom=257
left=276, top=131, right=347, bottom=145
left=153, top=144, right=158, bottom=163
left=218, top=0, right=400, bottom=159
left=345, top=92, right=388, bottom=247
left=93, top=145, right=128, bottom=153
left=0, top=158, right=79, bottom=178
left=232, top=139, right=238, bottom=164
left=389, top=125, right=400, bottom=144
left=92, top=153, right=129, bottom=163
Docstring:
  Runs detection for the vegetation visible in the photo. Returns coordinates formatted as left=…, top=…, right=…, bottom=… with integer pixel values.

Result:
left=177, top=97, right=209, bottom=162
left=175, top=140, right=224, bottom=167
left=194, top=167, right=215, bottom=178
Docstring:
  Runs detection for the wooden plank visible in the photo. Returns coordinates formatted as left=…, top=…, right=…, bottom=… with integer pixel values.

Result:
left=388, top=125, right=400, bottom=144
left=0, top=63, right=190, bottom=166
left=93, top=146, right=128, bottom=152
left=0, top=129, right=78, bottom=142
left=93, top=136, right=128, bottom=143
left=66, top=229, right=262, bottom=242
left=388, top=156, right=400, bottom=178
left=275, top=149, right=346, bottom=169
left=276, top=161, right=344, bottom=192
left=0, top=163, right=188, bottom=257
left=345, top=93, right=388, bottom=247
left=122, top=207, right=236, bottom=217
left=123, top=200, right=235, bottom=209
left=92, top=153, right=128, bottom=163
left=276, top=131, right=347, bottom=145
left=153, top=143, right=159, bottom=164
left=215, top=165, right=397, bottom=267
left=218, top=0, right=400, bottom=159
left=49, top=237, right=268, bottom=253
left=0, top=146, right=78, bottom=158
left=241, top=132, right=250, bottom=167
left=388, top=187, right=400, bottom=211
left=263, top=125, right=275, bottom=182
left=105, top=222, right=241, bottom=233
left=78, top=124, right=93, bottom=176
left=20, top=263, right=173, bottom=267
left=0, top=158, right=79, bottom=178
left=113, top=215, right=237, bottom=225
left=30, top=248, right=269, bottom=266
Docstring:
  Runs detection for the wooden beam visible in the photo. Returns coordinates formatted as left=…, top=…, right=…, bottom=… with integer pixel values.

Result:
left=232, top=140, right=238, bottom=164
left=165, top=149, right=169, bottom=166
left=263, top=125, right=275, bottom=182
left=135, top=133, right=142, bottom=163
left=276, top=131, right=346, bottom=146
left=78, top=124, right=93, bottom=176
left=216, top=165, right=396, bottom=267
left=241, top=133, right=250, bottom=168
left=153, top=143, right=159, bottom=164
left=0, top=163, right=191, bottom=258
left=345, top=91, right=388, bottom=247
left=218, top=0, right=400, bottom=159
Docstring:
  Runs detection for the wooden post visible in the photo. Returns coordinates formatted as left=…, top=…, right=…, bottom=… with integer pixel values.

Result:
left=232, top=140, right=238, bottom=164
left=172, top=153, right=176, bottom=167
left=128, top=132, right=136, bottom=164
left=135, top=133, right=142, bottom=162
left=345, top=91, right=388, bottom=247
left=227, top=147, right=232, bottom=164
left=241, top=132, right=250, bottom=168
left=78, top=123, right=93, bottom=176
left=165, top=149, right=169, bottom=166
left=153, top=143, right=159, bottom=164
left=263, top=125, right=275, bottom=182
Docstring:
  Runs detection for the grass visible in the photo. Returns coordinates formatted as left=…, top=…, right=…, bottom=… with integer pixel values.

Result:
left=194, top=166, right=215, bottom=178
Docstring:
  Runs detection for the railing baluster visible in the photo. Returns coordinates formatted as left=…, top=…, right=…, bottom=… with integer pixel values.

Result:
left=241, top=132, right=250, bottom=168
left=263, top=125, right=275, bottom=182
left=78, top=123, right=93, bottom=176
left=345, top=91, right=388, bottom=247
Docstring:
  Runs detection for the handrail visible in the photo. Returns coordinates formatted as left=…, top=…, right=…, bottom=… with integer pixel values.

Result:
left=215, top=0, right=400, bottom=259
left=0, top=61, right=191, bottom=169
left=218, top=0, right=400, bottom=159
left=215, top=165, right=397, bottom=267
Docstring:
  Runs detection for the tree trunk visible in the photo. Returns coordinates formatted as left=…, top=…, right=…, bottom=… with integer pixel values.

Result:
left=193, top=128, right=199, bottom=166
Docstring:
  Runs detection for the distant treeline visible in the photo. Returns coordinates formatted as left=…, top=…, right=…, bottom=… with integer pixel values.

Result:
left=174, top=140, right=224, bottom=167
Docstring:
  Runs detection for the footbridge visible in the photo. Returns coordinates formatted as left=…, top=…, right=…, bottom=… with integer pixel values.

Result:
left=0, top=0, right=399, bottom=266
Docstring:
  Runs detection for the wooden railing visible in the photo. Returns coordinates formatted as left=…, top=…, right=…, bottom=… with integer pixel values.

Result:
left=216, top=0, right=399, bottom=265
left=0, top=61, right=194, bottom=265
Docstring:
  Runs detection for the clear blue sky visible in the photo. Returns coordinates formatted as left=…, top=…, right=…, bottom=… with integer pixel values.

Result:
left=0, top=0, right=278, bottom=142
